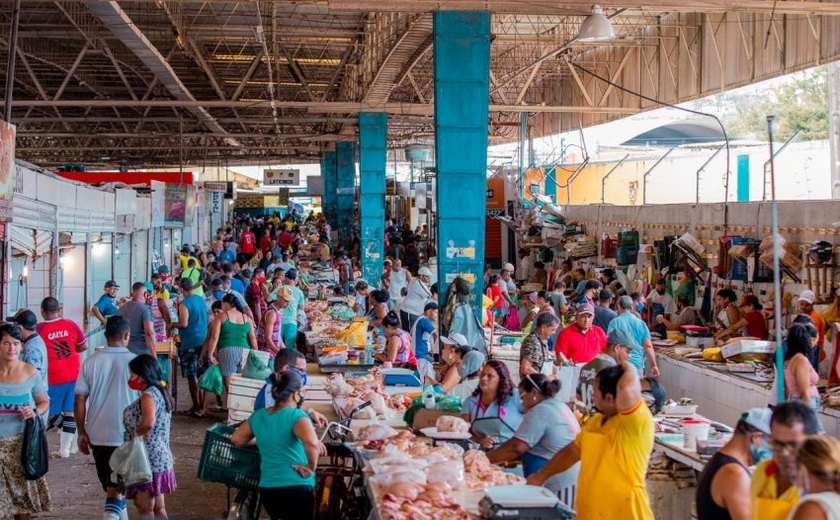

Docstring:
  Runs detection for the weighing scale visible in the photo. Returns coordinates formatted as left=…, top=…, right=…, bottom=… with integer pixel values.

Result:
left=478, top=484, right=576, bottom=519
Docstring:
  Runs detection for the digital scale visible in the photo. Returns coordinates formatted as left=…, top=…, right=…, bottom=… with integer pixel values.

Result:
left=478, top=485, right=576, bottom=519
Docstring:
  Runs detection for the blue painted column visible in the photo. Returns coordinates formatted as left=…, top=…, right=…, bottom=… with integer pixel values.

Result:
left=434, top=11, right=491, bottom=315
left=545, top=166, right=557, bottom=202
left=335, top=141, right=356, bottom=249
left=321, top=151, right=337, bottom=226
left=359, top=113, right=388, bottom=286
left=737, top=154, right=750, bottom=202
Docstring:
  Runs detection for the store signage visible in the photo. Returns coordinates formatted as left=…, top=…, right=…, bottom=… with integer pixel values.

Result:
left=204, top=181, right=227, bottom=193
left=445, top=239, right=477, bottom=260
left=336, top=187, right=354, bottom=195
left=0, top=121, right=15, bottom=222
left=263, top=169, right=299, bottom=186
left=278, top=188, right=290, bottom=206
left=225, top=181, right=237, bottom=200
left=486, top=209, right=505, bottom=217
left=210, top=192, right=222, bottom=213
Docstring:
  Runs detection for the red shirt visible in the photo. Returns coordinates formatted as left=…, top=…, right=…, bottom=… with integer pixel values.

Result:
left=259, top=234, right=272, bottom=253
left=278, top=230, right=292, bottom=248
left=487, top=284, right=504, bottom=308
left=240, top=231, right=256, bottom=254
left=743, top=311, right=768, bottom=339
left=555, top=323, right=607, bottom=364
left=37, top=318, right=87, bottom=385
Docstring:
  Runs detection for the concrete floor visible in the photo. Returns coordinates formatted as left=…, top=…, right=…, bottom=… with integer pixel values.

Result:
left=40, top=386, right=232, bottom=520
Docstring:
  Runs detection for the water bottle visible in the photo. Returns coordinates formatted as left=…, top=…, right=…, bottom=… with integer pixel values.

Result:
left=423, top=386, right=436, bottom=410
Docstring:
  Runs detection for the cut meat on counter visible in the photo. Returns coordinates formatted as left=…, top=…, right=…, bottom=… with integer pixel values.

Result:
left=435, top=415, right=470, bottom=433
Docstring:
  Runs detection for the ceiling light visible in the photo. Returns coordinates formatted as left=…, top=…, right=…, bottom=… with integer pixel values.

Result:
left=577, top=5, right=615, bottom=42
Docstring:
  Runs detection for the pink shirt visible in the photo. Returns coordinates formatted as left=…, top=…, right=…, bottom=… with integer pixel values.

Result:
left=784, top=357, right=820, bottom=400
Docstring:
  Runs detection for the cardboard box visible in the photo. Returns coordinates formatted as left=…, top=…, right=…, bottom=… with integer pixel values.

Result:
left=411, top=409, right=460, bottom=431
left=727, top=244, right=752, bottom=261
left=721, top=339, right=777, bottom=359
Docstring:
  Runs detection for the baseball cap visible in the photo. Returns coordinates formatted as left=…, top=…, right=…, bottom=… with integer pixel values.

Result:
left=607, top=329, right=640, bottom=351
left=576, top=303, right=595, bottom=316
left=458, top=350, right=486, bottom=378
left=157, top=265, right=170, bottom=274
left=503, top=263, right=515, bottom=272
left=418, top=267, right=432, bottom=277
left=440, top=333, right=470, bottom=348
left=104, top=280, right=119, bottom=289
left=798, top=290, right=816, bottom=304
left=740, top=407, right=772, bottom=435
left=6, top=309, right=37, bottom=330
left=276, top=286, right=293, bottom=302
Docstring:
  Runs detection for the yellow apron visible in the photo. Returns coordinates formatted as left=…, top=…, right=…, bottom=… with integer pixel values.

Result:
left=752, top=497, right=794, bottom=520
left=576, top=431, right=653, bottom=520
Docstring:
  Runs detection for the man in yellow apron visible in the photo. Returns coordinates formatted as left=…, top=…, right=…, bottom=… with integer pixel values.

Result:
left=527, top=361, right=654, bottom=519
left=750, top=401, right=821, bottom=520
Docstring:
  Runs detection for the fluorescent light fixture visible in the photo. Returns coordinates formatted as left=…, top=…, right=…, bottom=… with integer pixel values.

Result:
left=577, top=5, right=615, bottom=42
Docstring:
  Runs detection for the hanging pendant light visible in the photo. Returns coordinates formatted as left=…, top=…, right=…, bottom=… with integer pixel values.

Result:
left=577, top=5, right=615, bottom=42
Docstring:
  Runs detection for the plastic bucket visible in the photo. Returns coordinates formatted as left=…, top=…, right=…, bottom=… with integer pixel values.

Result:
left=683, top=420, right=710, bottom=451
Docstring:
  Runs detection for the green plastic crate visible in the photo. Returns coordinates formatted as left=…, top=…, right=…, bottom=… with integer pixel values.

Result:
left=197, top=423, right=261, bottom=490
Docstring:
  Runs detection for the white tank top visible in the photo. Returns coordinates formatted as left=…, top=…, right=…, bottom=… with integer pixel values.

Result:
left=388, top=269, right=408, bottom=301
left=790, top=492, right=840, bottom=520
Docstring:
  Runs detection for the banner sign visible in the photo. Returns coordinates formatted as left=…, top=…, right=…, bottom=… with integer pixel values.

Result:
left=278, top=188, right=290, bottom=207
left=264, top=169, right=299, bottom=186
left=0, top=121, right=15, bottom=221
left=164, top=183, right=188, bottom=227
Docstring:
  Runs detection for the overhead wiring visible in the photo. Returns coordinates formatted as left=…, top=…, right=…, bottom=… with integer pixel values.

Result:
left=570, top=61, right=732, bottom=229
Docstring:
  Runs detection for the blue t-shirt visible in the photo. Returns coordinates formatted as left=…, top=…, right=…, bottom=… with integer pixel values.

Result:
left=229, top=277, right=246, bottom=295
left=94, top=294, right=119, bottom=317
left=0, top=373, right=46, bottom=437
left=20, top=335, right=48, bottom=388
left=219, top=249, right=235, bottom=265
left=248, top=407, right=315, bottom=488
left=593, top=306, right=617, bottom=332
left=413, top=316, right=435, bottom=360
left=606, top=312, right=651, bottom=372
left=179, top=294, right=209, bottom=350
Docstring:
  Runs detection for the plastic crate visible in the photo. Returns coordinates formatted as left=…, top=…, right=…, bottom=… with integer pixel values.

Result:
left=197, top=423, right=261, bottom=490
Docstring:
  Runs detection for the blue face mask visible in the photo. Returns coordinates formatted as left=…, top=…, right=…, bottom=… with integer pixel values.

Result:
left=213, top=290, right=225, bottom=300
left=750, top=437, right=772, bottom=465
left=291, top=367, right=308, bottom=386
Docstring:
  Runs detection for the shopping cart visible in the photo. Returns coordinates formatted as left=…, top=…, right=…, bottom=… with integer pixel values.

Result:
left=197, top=423, right=261, bottom=520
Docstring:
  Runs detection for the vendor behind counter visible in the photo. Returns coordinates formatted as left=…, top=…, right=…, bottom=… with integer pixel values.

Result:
left=459, top=360, right=524, bottom=449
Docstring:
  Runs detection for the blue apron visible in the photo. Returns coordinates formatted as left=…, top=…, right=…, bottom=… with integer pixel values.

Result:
left=522, top=451, right=550, bottom=477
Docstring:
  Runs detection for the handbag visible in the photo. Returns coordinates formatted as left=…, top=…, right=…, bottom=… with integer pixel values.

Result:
left=21, top=416, right=48, bottom=480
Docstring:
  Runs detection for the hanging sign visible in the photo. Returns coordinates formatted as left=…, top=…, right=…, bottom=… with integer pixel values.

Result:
left=0, top=121, right=15, bottom=222
left=277, top=188, right=290, bottom=207
left=264, top=169, right=299, bottom=186
left=203, top=181, right=227, bottom=193
left=163, top=183, right=188, bottom=227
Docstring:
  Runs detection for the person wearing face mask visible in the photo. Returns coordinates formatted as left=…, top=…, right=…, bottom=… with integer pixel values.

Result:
left=123, top=355, right=176, bottom=519
left=448, top=347, right=485, bottom=399
left=213, top=277, right=252, bottom=319
left=488, top=373, right=581, bottom=506
left=173, top=278, right=208, bottom=416
left=750, top=401, right=822, bottom=520
left=245, top=268, right=268, bottom=328
left=695, top=407, right=772, bottom=520
left=232, top=370, right=320, bottom=520
left=646, top=278, right=676, bottom=319
left=252, top=349, right=328, bottom=428
left=788, top=435, right=840, bottom=520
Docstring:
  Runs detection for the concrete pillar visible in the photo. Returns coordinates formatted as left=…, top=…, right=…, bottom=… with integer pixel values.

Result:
left=335, top=141, right=356, bottom=249
left=434, top=11, right=491, bottom=311
left=359, top=112, right=388, bottom=286
left=321, top=151, right=337, bottom=227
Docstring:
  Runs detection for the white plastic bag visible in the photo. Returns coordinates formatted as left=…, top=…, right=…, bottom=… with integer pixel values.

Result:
left=110, top=437, right=153, bottom=486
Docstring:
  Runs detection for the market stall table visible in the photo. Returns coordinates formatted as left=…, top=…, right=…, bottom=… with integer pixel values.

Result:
left=655, top=347, right=772, bottom=425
